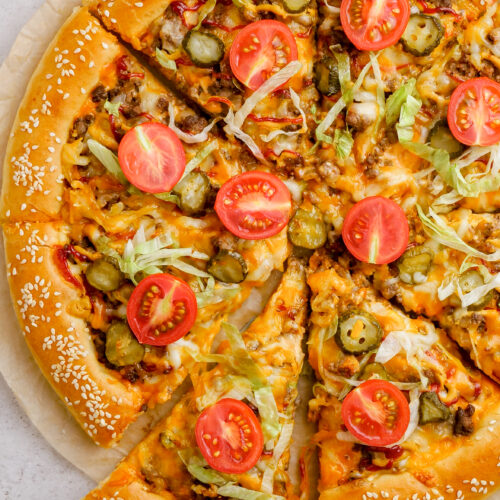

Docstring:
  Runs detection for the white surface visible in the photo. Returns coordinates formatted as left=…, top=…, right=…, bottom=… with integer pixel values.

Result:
left=0, top=2, right=96, bottom=498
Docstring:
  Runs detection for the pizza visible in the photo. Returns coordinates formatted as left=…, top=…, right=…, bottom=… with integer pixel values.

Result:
left=1, top=0, right=500, bottom=498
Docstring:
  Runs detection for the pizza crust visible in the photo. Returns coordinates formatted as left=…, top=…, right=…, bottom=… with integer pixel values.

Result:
left=3, top=221, right=146, bottom=446
left=0, top=7, right=121, bottom=222
left=320, top=397, right=500, bottom=500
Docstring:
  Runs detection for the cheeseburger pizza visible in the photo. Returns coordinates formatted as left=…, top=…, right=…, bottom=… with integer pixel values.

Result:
left=1, top=0, right=500, bottom=498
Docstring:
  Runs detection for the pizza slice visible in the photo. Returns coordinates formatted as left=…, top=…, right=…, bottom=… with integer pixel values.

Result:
left=1, top=7, right=291, bottom=446
left=307, top=249, right=500, bottom=499
left=88, top=0, right=319, bottom=165
left=365, top=206, right=500, bottom=383
left=84, top=257, right=308, bottom=499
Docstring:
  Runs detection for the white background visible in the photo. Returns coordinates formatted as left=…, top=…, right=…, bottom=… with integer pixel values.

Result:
left=0, top=1, right=95, bottom=498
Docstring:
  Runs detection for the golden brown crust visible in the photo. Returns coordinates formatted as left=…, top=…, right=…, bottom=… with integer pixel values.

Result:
left=3, top=221, right=144, bottom=446
left=320, top=401, right=500, bottom=500
left=0, top=7, right=121, bottom=222
left=86, top=0, right=172, bottom=48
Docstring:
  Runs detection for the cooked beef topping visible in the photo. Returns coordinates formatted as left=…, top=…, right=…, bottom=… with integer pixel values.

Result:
left=70, top=114, right=95, bottom=141
left=454, top=404, right=475, bottom=436
left=446, top=58, right=478, bottom=82
left=91, top=84, right=108, bottom=103
left=176, top=113, right=209, bottom=134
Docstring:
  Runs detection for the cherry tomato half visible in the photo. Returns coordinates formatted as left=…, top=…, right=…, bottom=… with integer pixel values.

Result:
left=215, top=171, right=292, bottom=240
left=447, top=77, right=500, bottom=147
left=126, top=273, right=197, bottom=346
left=341, top=380, right=410, bottom=447
left=195, top=398, right=264, bottom=474
left=342, top=196, right=409, bottom=265
left=118, top=122, right=186, bottom=193
left=230, top=20, right=298, bottom=90
left=340, top=0, right=410, bottom=51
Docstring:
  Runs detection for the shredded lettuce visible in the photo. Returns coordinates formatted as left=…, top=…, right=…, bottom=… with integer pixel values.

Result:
left=195, top=277, right=241, bottom=308
left=193, top=0, right=217, bottom=30
left=417, top=205, right=500, bottom=261
left=260, top=89, right=306, bottom=142
left=104, top=100, right=120, bottom=117
left=260, top=422, right=295, bottom=493
left=168, top=102, right=219, bottom=144
left=375, top=327, right=439, bottom=387
left=156, top=47, right=177, bottom=71
left=334, top=129, right=353, bottom=159
left=315, top=54, right=376, bottom=144
left=438, top=257, right=500, bottom=308
left=369, top=52, right=385, bottom=135
left=223, top=61, right=302, bottom=158
left=87, top=139, right=129, bottom=186
left=395, top=94, right=422, bottom=143
left=385, top=79, right=417, bottom=127
left=334, top=52, right=352, bottom=100
left=98, top=225, right=210, bottom=284
left=254, top=387, right=281, bottom=442
left=184, top=140, right=217, bottom=177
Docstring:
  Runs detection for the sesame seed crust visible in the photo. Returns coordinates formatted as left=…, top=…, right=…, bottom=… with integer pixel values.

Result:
left=87, top=0, right=171, bottom=48
left=3, top=221, right=144, bottom=447
left=0, top=8, right=120, bottom=222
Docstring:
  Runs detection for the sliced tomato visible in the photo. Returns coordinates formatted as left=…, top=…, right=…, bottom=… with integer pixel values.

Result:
left=342, top=196, right=409, bottom=265
left=229, top=20, right=298, bottom=90
left=118, top=122, right=186, bottom=193
left=215, top=171, right=292, bottom=240
left=195, top=398, right=264, bottom=474
left=447, top=77, right=500, bottom=147
left=126, top=273, right=197, bottom=346
left=341, top=380, right=410, bottom=447
left=340, top=0, right=410, bottom=51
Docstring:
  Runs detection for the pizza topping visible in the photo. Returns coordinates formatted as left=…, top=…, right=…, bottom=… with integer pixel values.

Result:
left=127, top=273, right=197, bottom=346
left=215, top=171, right=292, bottom=240
left=447, top=77, right=500, bottom=147
left=195, top=398, right=264, bottom=474
left=401, top=14, right=444, bottom=57
left=229, top=20, right=298, bottom=90
left=341, top=380, right=411, bottom=446
left=335, top=309, right=383, bottom=354
left=428, top=120, right=465, bottom=159
left=397, top=246, right=434, bottom=285
left=182, top=31, right=224, bottom=67
left=453, top=404, right=475, bottom=436
left=207, top=250, right=248, bottom=283
left=314, top=57, right=340, bottom=97
left=167, top=102, right=219, bottom=144
left=173, top=171, right=212, bottom=215
left=340, top=0, right=410, bottom=52
left=342, top=197, right=409, bottom=265
left=418, top=391, right=451, bottom=425
left=85, top=258, right=124, bottom=292
left=417, top=205, right=500, bottom=261
left=283, top=0, right=310, bottom=13
left=118, top=123, right=186, bottom=193
left=288, top=206, right=327, bottom=250
left=105, top=321, right=145, bottom=367
left=457, top=269, right=495, bottom=310
left=359, top=362, right=389, bottom=381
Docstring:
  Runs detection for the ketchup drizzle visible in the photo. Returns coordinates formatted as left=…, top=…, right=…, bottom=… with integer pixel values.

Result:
left=54, top=248, right=83, bottom=289
left=116, top=55, right=145, bottom=80
left=416, top=0, right=462, bottom=20
left=171, top=0, right=206, bottom=26
left=248, top=113, right=303, bottom=124
left=202, top=19, right=246, bottom=32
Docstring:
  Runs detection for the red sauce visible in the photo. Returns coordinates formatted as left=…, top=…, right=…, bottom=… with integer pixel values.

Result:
left=175, top=57, right=194, bottom=66
left=264, top=148, right=303, bottom=159
left=65, top=244, right=91, bottom=263
left=202, top=19, right=246, bottom=32
left=109, top=114, right=122, bottom=143
left=116, top=55, right=145, bottom=80
left=272, top=88, right=291, bottom=98
left=416, top=0, right=462, bottom=20
left=369, top=445, right=404, bottom=459
left=171, top=0, right=206, bottom=26
left=248, top=113, right=303, bottom=124
left=54, top=248, right=82, bottom=289
left=446, top=71, right=466, bottom=84
left=296, top=26, right=312, bottom=39
left=206, top=96, right=234, bottom=107
left=211, top=72, right=233, bottom=80
left=473, top=381, right=482, bottom=399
